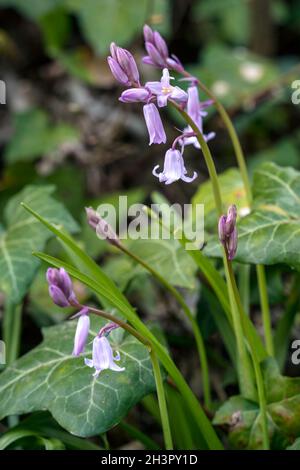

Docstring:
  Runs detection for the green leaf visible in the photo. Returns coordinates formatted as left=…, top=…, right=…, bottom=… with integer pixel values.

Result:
left=126, top=238, right=197, bottom=289
left=21, top=205, right=223, bottom=449
left=214, top=358, right=300, bottom=449
left=4, top=109, right=79, bottom=164
left=205, top=162, right=300, bottom=270
left=65, top=0, right=148, bottom=55
left=4, top=412, right=102, bottom=449
left=0, top=0, right=63, bottom=19
left=191, top=168, right=248, bottom=230
left=188, top=44, right=280, bottom=108
left=0, top=316, right=157, bottom=437
left=0, top=185, right=78, bottom=303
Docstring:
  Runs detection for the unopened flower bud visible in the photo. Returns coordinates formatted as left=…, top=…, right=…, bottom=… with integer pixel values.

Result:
left=85, top=207, right=122, bottom=248
left=218, top=205, right=238, bottom=261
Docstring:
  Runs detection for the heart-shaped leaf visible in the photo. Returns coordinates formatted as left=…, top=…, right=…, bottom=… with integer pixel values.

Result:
left=213, top=358, right=300, bottom=449
left=0, top=316, right=157, bottom=437
left=0, top=185, right=79, bottom=303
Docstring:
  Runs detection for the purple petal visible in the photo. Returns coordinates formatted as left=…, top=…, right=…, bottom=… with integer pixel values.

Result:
left=119, top=87, right=150, bottom=103
left=145, top=42, right=165, bottom=67
left=107, top=57, right=129, bottom=85
left=49, top=285, right=69, bottom=307
left=143, top=24, right=154, bottom=43
left=143, top=103, right=166, bottom=145
left=153, top=31, right=169, bottom=59
left=142, top=56, right=156, bottom=66
left=72, top=310, right=90, bottom=356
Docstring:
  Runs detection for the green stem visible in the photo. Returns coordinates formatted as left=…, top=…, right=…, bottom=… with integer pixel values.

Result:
left=171, top=101, right=255, bottom=396
left=185, top=75, right=273, bottom=357
left=119, top=244, right=212, bottom=410
left=256, top=265, right=274, bottom=356
left=25, top=205, right=223, bottom=449
left=238, top=264, right=250, bottom=316
left=80, top=305, right=173, bottom=449
left=3, top=301, right=22, bottom=365
left=227, top=262, right=269, bottom=449
left=150, top=350, right=173, bottom=450
left=223, top=260, right=256, bottom=400
left=84, top=305, right=151, bottom=348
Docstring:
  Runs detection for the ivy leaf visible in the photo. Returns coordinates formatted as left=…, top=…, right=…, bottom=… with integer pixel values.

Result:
left=213, top=358, right=300, bottom=449
left=0, top=317, right=157, bottom=437
left=128, top=239, right=197, bottom=289
left=205, top=163, right=300, bottom=270
left=0, top=185, right=79, bottom=303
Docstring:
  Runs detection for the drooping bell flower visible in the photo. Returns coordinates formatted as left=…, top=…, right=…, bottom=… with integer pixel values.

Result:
left=108, top=43, right=140, bottom=87
left=218, top=205, right=238, bottom=261
left=146, top=68, right=187, bottom=107
left=72, top=308, right=90, bottom=356
left=152, top=148, right=197, bottom=185
left=84, top=330, right=125, bottom=378
left=46, top=268, right=78, bottom=307
left=182, top=86, right=215, bottom=148
left=143, top=103, right=166, bottom=145
left=142, top=25, right=184, bottom=73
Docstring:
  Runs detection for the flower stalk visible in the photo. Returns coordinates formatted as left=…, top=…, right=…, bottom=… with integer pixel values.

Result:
left=181, top=70, right=274, bottom=357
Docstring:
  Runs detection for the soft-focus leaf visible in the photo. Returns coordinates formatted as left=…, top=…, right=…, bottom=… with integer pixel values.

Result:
left=4, top=109, right=79, bottom=164
left=0, top=185, right=78, bottom=303
left=65, top=0, right=148, bottom=55
left=191, top=168, right=248, bottom=230
left=188, top=44, right=280, bottom=108
left=0, top=316, right=157, bottom=437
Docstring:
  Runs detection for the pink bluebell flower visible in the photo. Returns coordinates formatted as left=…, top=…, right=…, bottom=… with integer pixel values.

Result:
left=85, top=334, right=125, bottom=378
left=146, top=68, right=187, bottom=107
left=72, top=308, right=90, bottom=356
left=46, top=268, right=78, bottom=307
left=182, top=86, right=215, bottom=148
left=143, top=103, right=166, bottom=144
left=108, top=43, right=140, bottom=87
left=153, top=148, right=197, bottom=185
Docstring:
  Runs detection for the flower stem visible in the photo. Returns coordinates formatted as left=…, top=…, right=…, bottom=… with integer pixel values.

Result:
left=170, top=100, right=256, bottom=399
left=226, top=262, right=270, bottom=449
left=79, top=304, right=173, bottom=449
left=150, top=350, right=173, bottom=450
left=118, top=244, right=212, bottom=410
left=183, top=74, right=274, bottom=357
left=79, top=304, right=151, bottom=349
left=256, top=265, right=274, bottom=356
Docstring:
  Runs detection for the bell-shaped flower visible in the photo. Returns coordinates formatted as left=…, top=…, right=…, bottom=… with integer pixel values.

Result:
left=72, top=308, right=90, bottom=356
left=84, top=335, right=125, bottom=378
left=153, top=148, right=197, bottom=185
left=143, top=103, right=166, bottom=145
left=146, top=68, right=187, bottom=107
